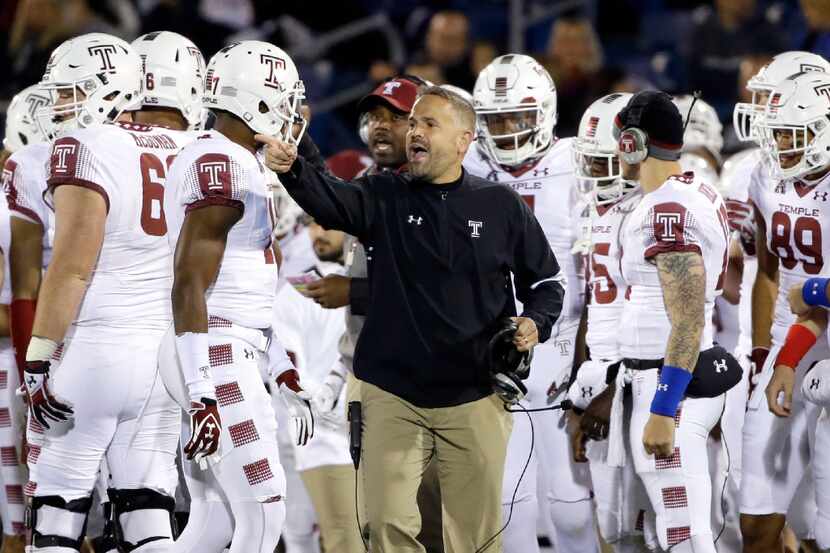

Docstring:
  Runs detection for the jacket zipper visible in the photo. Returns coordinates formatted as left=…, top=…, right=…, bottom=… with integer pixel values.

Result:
left=441, top=191, right=450, bottom=266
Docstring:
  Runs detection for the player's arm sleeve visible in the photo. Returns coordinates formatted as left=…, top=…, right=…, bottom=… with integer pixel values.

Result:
left=648, top=201, right=707, bottom=371
left=279, top=156, right=374, bottom=240
left=511, top=195, right=566, bottom=343
left=46, top=136, right=112, bottom=213
left=349, top=277, right=370, bottom=315
left=4, top=157, right=47, bottom=226
left=180, top=153, right=248, bottom=213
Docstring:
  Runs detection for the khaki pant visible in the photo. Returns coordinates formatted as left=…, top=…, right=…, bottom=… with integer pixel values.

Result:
left=361, top=381, right=512, bottom=553
left=301, top=464, right=365, bottom=553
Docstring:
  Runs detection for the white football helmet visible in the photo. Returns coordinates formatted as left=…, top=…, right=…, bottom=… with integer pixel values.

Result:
left=3, top=84, right=53, bottom=152
left=131, top=31, right=206, bottom=129
left=674, top=94, right=723, bottom=163
left=572, top=92, right=639, bottom=206
left=37, top=33, right=143, bottom=138
left=756, top=71, right=830, bottom=180
left=473, top=54, right=557, bottom=167
left=733, top=51, right=830, bottom=143
left=204, top=41, right=305, bottom=143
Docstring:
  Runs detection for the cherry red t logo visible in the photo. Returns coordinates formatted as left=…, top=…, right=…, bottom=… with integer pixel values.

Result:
left=656, top=213, right=681, bottom=241
left=87, top=45, right=118, bottom=71
left=260, top=54, right=286, bottom=90
left=200, top=161, right=228, bottom=191
left=53, top=144, right=77, bottom=172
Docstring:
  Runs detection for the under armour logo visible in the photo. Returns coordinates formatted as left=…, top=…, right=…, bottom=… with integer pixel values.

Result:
left=468, top=220, right=483, bottom=238
left=814, top=191, right=828, bottom=202
left=198, top=365, right=210, bottom=379
left=382, top=81, right=402, bottom=96
left=775, top=182, right=786, bottom=194
left=26, top=376, right=36, bottom=387
left=486, top=169, right=500, bottom=182
left=657, top=383, right=669, bottom=392
left=810, top=378, right=820, bottom=390
left=204, top=421, right=216, bottom=439
left=581, top=386, right=593, bottom=398
left=408, top=215, right=423, bottom=225
left=244, top=349, right=254, bottom=359
left=713, top=359, right=727, bottom=373
left=533, top=167, right=549, bottom=177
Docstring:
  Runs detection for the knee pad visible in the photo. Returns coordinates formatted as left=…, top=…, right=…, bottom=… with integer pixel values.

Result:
left=26, top=495, right=93, bottom=551
left=107, top=488, right=175, bottom=552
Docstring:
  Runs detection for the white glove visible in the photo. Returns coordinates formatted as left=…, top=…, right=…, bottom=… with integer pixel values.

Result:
left=277, top=369, right=315, bottom=445
left=802, top=359, right=830, bottom=407
left=567, top=358, right=613, bottom=411
left=312, top=371, right=346, bottom=415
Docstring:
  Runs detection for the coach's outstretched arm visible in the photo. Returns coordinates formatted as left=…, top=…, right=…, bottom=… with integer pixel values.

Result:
left=256, top=135, right=374, bottom=240
left=642, top=249, right=707, bottom=457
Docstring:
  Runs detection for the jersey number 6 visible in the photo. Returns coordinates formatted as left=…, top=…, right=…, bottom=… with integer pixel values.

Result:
left=139, top=153, right=175, bottom=237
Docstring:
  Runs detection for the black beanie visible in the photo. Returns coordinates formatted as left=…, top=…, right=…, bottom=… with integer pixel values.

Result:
left=612, top=91, right=684, bottom=161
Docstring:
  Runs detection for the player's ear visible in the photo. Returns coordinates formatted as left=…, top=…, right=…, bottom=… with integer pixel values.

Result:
left=457, top=129, right=473, bottom=156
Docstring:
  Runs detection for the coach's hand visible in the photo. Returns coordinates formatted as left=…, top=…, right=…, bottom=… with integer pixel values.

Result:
left=304, top=275, right=351, bottom=309
left=511, top=317, right=538, bottom=352
left=643, top=413, right=675, bottom=458
left=788, top=284, right=810, bottom=316
left=766, top=365, right=795, bottom=417
left=255, top=134, right=298, bottom=173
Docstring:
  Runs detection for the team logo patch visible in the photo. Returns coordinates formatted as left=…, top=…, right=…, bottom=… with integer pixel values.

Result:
left=619, top=133, right=637, bottom=154
left=468, top=220, right=483, bottom=238
left=382, top=80, right=401, bottom=96
left=51, top=138, right=79, bottom=175
left=24, top=93, right=49, bottom=120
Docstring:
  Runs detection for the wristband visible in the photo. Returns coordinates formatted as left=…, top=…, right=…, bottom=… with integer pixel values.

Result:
left=650, top=365, right=693, bottom=417
left=175, top=332, right=214, bottom=401
left=802, top=277, right=830, bottom=308
left=775, top=323, right=817, bottom=370
left=25, top=336, right=59, bottom=363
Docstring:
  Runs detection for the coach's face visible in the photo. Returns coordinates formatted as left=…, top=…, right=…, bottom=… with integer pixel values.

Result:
left=406, top=95, right=468, bottom=182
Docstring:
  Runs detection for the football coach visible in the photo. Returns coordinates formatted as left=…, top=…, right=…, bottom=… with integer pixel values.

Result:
left=257, top=86, right=565, bottom=552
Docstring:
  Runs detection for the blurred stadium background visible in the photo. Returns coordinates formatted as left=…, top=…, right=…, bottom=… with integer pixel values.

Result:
left=1, top=0, right=827, bottom=157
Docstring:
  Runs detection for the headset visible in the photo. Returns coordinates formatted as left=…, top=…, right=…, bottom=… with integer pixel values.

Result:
left=617, top=90, right=700, bottom=165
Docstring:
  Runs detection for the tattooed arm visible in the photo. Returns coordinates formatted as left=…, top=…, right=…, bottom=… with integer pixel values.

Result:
left=656, top=250, right=707, bottom=372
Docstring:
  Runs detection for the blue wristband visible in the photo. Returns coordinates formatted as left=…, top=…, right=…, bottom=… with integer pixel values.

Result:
left=650, top=365, right=693, bottom=417
left=802, top=277, right=830, bottom=308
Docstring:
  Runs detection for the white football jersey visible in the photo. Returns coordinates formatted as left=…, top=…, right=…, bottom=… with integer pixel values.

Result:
left=272, top=262, right=346, bottom=384
left=3, top=143, right=54, bottom=267
left=585, top=190, right=642, bottom=361
left=278, top=226, right=317, bottom=281
left=463, top=138, right=584, bottom=334
left=166, top=130, right=279, bottom=330
left=619, top=172, right=729, bottom=359
left=0, top=194, right=10, bottom=305
left=721, top=148, right=764, bottom=354
left=749, top=165, right=830, bottom=346
left=47, top=122, right=196, bottom=330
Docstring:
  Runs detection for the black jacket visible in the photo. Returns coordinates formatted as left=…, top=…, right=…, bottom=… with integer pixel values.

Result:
left=280, top=156, right=565, bottom=407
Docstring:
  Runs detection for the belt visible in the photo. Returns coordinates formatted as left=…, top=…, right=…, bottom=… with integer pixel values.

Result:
left=622, top=358, right=662, bottom=371
left=208, top=315, right=270, bottom=352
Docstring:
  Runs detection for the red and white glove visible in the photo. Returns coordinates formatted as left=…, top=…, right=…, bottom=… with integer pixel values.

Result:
left=725, top=199, right=756, bottom=255
left=277, top=369, right=314, bottom=446
left=24, top=337, right=73, bottom=429
left=183, top=397, right=221, bottom=465
left=176, top=332, right=221, bottom=465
